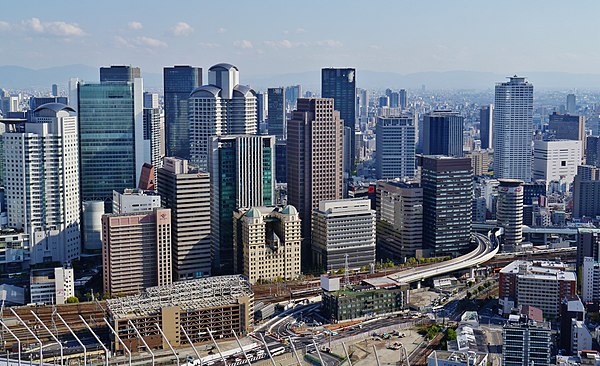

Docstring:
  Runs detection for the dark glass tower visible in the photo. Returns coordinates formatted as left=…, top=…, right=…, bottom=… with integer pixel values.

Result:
left=267, top=87, right=286, bottom=140
left=164, top=66, right=202, bottom=159
left=480, top=105, right=493, bottom=150
left=423, top=111, right=464, bottom=157
left=321, top=68, right=356, bottom=171
left=100, top=65, right=141, bottom=82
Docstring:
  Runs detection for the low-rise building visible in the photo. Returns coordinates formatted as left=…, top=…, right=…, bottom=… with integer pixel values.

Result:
left=321, top=277, right=409, bottom=321
left=30, top=266, right=74, bottom=305
left=0, top=229, right=29, bottom=274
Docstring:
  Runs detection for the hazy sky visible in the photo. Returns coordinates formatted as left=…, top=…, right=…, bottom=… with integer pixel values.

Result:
left=1, top=0, right=599, bottom=77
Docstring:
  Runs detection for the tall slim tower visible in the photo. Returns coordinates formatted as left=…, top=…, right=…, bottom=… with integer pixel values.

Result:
left=267, top=87, right=286, bottom=140
left=497, top=179, right=524, bottom=253
left=399, top=89, right=408, bottom=110
left=4, top=103, right=81, bottom=264
left=77, top=66, right=147, bottom=211
left=423, top=111, right=464, bottom=157
left=287, top=98, right=344, bottom=265
left=209, top=135, right=275, bottom=274
left=566, top=93, right=576, bottom=114
left=189, top=63, right=257, bottom=171
left=163, top=66, right=202, bottom=159
left=375, top=115, right=416, bottom=179
left=480, top=104, right=493, bottom=150
left=322, top=68, right=356, bottom=172
left=493, top=76, right=534, bottom=181
left=143, top=92, right=163, bottom=180
left=157, top=157, right=211, bottom=280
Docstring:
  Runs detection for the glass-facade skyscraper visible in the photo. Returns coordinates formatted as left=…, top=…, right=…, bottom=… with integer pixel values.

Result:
left=375, top=115, right=416, bottom=180
left=321, top=68, right=356, bottom=172
left=209, top=134, right=275, bottom=274
left=267, top=87, right=285, bottom=140
left=423, top=111, right=464, bottom=157
left=77, top=75, right=146, bottom=211
left=163, top=66, right=202, bottom=159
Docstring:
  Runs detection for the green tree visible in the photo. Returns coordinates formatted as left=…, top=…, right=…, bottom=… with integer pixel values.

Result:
left=66, top=296, right=79, bottom=304
left=446, top=328, right=457, bottom=341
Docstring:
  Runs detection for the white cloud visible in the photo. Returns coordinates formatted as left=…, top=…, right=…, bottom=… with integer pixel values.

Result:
left=233, top=40, right=253, bottom=49
left=0, top=21, right=10, bottom=31
left=128, top=21, right=143, bottom=30
left=199, top=42, right=221, bottom=49
left=114, top=36, right=134, bottom=48
left=317, top=39, right=343, bottom=48
left=264, top=39, right=307, bottom=49
left=172, top=22, right=193, bottom=36
left=136, top=36, right=167, bottom=48
left=24, top=17, right=85, bottom=37
left=217, top=27, right=227, bottom=34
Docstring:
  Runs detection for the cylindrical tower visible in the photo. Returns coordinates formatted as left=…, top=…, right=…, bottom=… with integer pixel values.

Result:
left=497, top=179, right=524, bottom=252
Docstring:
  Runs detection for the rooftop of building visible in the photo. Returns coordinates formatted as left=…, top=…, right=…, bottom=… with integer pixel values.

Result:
left=427, top=351, right=488, bottom=365
left=106, top=275, right=253, bottom=320
left=505, top=313, right=550, bottom=329
left=114, top=188, right=160, bottom=196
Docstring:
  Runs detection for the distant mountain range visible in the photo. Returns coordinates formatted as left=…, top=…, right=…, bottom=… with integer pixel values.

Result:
left=1, top=64, right=599, bottom=91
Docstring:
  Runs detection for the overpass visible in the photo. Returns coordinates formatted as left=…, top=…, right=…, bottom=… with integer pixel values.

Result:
left=386, top=231, right=499, bottom=285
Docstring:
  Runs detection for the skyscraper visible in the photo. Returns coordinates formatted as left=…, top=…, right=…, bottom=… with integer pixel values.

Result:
left=163, top=66, right=202, bottom=159
left=285, top=85, right=302, bottom=109
left=566, top=93, right=576, bottom=114
left=158, top=157, right=211, bottom=280
left=399, top=89, right=408, bottom=110
left=423, top=111, right=464, bottom=157
left=287, top=98, right=344, bottom=264
left=100, top=65, right=141, bottom=82
left=322, top=68, right=356, bottom=171
left=210, top=135, right=275, bottom=274
left=77, top=67, right=147, bottom=211
left=587, top=136, right=600, bottom=167
left=548, top=112, right=586, bottom=154
left=421, top=156, right=473, bottom=256
left=480, top=104, right=493, bottom=150
left=267, top=87, right=286, bottom=140
left=375, top=115, right=416, bottom=179
left=3, top=103, right=80, bottom=264
left=497, top=179, right=524, bottom=252
left=493, top=76, right=534, bottom=181
left=143, top=92, right=164, bottom=180
left=189, top=63, right=257, bottom=171
left=532, top=140, right=581, bottom=189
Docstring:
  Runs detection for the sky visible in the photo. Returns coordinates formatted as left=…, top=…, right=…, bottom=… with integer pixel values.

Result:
left=1, top=0, right=599, bottom=78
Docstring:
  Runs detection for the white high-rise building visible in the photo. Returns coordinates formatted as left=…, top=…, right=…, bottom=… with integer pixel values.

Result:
left=188, top=63, right=257, bottom=170
left=532, top=140, right=582, bottom=190
left=4, top=103, right=81, bottom=264
left=493, top=76, right=534, bottom=181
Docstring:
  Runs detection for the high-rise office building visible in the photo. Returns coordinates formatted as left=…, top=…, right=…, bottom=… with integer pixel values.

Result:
left=421, top=156, right=473, bottom=256
left=466, top=150, right=491, bottom=176
left=4, top=103, right=81, bottom=265
left=389, top=91, right=400, bottom=108
left=497, top=179, right=524, bottom=253
left=189, top=63, right=257, bottom=171
left=493, top=76, right=534, bottom=181
left=502, top=314, right=551, bottom=366
left=532, top=140, right=581, bottom=189
left=210, top=135, right=275, bottom=274
left=322, top=68, right=356, bottom=171
left=287, top=98, right=344, bottom=263
left=285, top=85, right=302, bottom=109
left=102, top=208, right=172, bottom=296
left=422, top=111, right=464, bottom=157
left=100, top=65, right=141, bottom=82
left=267, top=87, right=286, bottom=140
left=77, top=67, right=147, bottom=211
left=566, top=93, right=576, bottom=114
left=573, top=165, right=600, bottom=218
left=158, top=157, right=211, bottom=280
left=256, top=91, right=267, bottom=132
left=399, top=89, right=408, bottom=110
left=163, top=66, right=202, bottom=159
left=587, top=135, right=600, bottom=167
left=312, top=198, right=376, bottom=271
left=275, top=140, right=287, bottom=183
left=143, top=92, right=164, bottom=180
left=233, top=205, right=301, bottom=284
left=548, top=112, right=585, bottom=146
left=51, top=84, right=58, bottom=97
left=576, top=228, right=600, bottom=269
left=357, top=88, right=368, bottom=117
left=375, top=115, right=416, bottom=179
left=479, top=105, right=493, bottom=150
left=376, top=181, right=423, bottom=260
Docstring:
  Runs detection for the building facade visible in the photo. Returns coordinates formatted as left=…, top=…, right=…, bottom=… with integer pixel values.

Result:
left=479, top=105, right=493, bottom=150
left=423, top=111, right=464, bottom=157
left=496, top=179, right=524, bottom=253
left=376, top=181, right=423, bottom=260
left=163, top=65, right=202, bottom=159
left=532, top=139, right=582, bottom=189
left=375, top=115, right=416, bottom=179
left=233, top=206, right=301, bottom=284
left=287, top=98, right=344, bottom=265
left=30, top=266, right=74, bottom=305
left=502, top=314, right=551, bottom=366
left=189, top=63, right=257, bottom=171
left=157, top=157, right=211, bottom=280
left=142, top=92, right=164, bottom=180
left=548, top=112, right=585, bottom=149
left=312, top=198, right=376, bottom=271
left=572, top=165, right=600, bottom=218
left=102, top=208, right=172, bottom=296
left=3, top=103, right=80, bottom=264
left=421, top=156, right=473, bottom=256
left=112, top=188, right=161, bottom=214
left=493, top=76, right=534, bottom=181
left=267, top=87, right=286, bottom=140
left=210, top=135, right=275, bottom=274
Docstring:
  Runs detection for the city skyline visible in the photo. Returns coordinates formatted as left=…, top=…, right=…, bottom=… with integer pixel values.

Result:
left=2, top=1, right=600, bottom=82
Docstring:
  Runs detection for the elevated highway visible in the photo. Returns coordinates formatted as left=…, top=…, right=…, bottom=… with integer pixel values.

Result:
left=387, top=231, right=499, bottom=284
